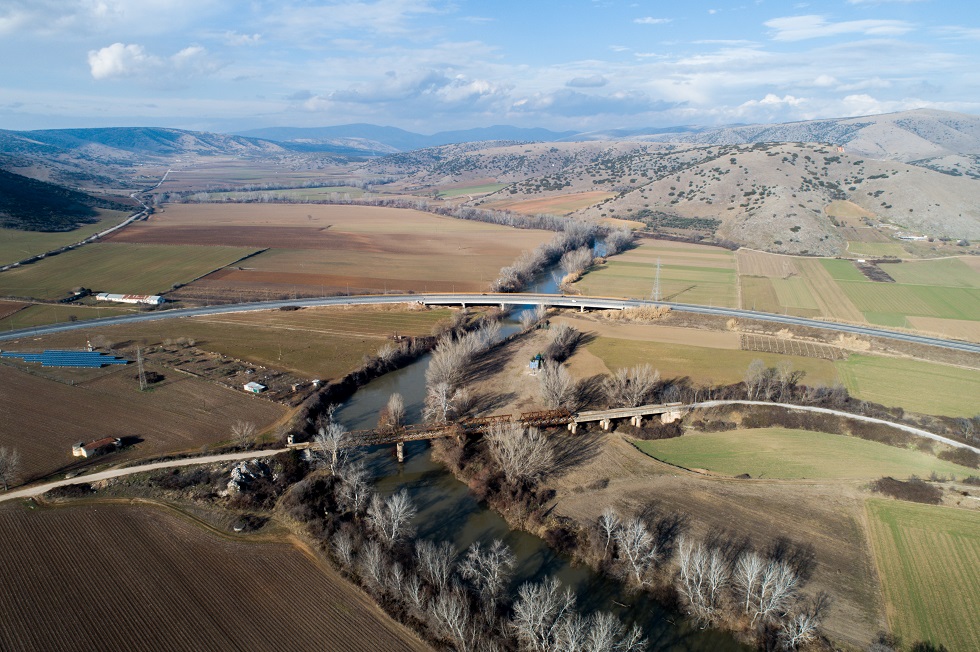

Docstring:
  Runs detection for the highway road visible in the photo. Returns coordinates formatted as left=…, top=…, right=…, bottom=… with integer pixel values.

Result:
left=2, top=292, right=978, bottom=354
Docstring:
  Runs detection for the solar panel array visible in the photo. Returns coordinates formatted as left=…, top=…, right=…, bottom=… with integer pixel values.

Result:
left=1, top=350, right=129, bottom=368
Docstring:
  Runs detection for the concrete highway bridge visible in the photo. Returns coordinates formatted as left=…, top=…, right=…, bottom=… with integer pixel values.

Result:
left=3, top=292, right=978, bottom=354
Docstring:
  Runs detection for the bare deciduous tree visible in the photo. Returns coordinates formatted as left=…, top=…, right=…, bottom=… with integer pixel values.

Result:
left=331, top=530, right=356, bottom=567
left=367, top=489, right=417, bottom=547
left=486, top=422, right=554, bottom=486
left=755, top=559, right=799, bottom=623
left=676, top=536, right=730, bottom=626
left=779, top=593, right=830, bottom=650
left=416, top=539, right=457, bottom=591
left=604, top=364, right=659, bottom=407
left=544, top=324, right=580, bottom=362
left=510, top=576, right=577, bottom=651
left=733, top=551, right=766, bottom=615
left=459, top=539, right=516, bottom=623
left=378, top=392, right=405, bottom=433
left=376, top=342, right=399, bottom=368
left=604, top=228, right=635, bottom=256
left=406, top=572, right=427, bottom=612
left=359, top=540, right=388, bottom=588
left=539, top=360, right=577, bottom=410
left=424, top=381, right=456, bottom=424
left=0, top=446, right=20, bottom=491
left=560, top=246, right=594, bottom=277
left=511, top=576, right=645, bottom=652
left=314, top=420, right=349, bottom=474
left=432, top=587, right=472, bottom=649
left=336, top=460, right=372, bottom=514
left=614, top=517, right=660, bottom=587
left=744, top=359, right=767, bottom=400
left=231, top=420, right=256, bottom=449
left=599, top=507, right=620, bottom=554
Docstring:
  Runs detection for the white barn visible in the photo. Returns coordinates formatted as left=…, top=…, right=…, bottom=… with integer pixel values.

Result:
left=96, top=293, right=165, bottom=306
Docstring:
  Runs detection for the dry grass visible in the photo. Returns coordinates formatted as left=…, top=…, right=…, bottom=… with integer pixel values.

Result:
left=0, top=363, right=285, bottom=482
left=0, top=502, right=426, bottom=652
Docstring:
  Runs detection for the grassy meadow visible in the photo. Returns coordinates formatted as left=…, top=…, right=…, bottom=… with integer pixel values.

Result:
left=836, top=354, right=980, bottom=418
left=586, top=337, right=840, bottom=386
left=575, top=240, right=738, bottom=307
left=0, top=303, right=135, bottom=331
left=0, top=209, right=131, bottom=266
left=866, top=499, right=980, bottom=652
left=635, top=428, right=977, bottom=480
left=0, top=243, right=258, bottom=300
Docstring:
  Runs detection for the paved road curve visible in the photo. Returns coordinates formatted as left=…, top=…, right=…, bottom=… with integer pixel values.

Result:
left=2, top=292, right=978, bottom=354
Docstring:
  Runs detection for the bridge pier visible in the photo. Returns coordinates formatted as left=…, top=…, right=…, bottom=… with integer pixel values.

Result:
left=500, top=303, right=506, bottom=310
left=567, top=421, right=578, bottom=434
left=631, top=415, right=643, bottom=427
left=580, top=304, right=585, bottom=313
left=600, top=418, right=612, bottom=431
left=396, top=441, right=405, bottom=463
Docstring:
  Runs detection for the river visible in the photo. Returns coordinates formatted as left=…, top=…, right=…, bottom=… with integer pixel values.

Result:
left=334, top=257, right=745, bottom=651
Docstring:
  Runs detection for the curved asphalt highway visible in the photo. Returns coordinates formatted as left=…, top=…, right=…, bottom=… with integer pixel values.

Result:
left=2, top=293, right=979, bottom=354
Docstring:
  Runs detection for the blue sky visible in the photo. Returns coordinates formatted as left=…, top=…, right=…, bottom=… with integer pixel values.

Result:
left=1, top=0, right=977, bottom=133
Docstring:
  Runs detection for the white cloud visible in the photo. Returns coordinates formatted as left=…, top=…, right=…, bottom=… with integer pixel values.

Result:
left=224, top=31, right=262, bottom=46
left=812, top=74, right=838, bottom=87
left=88, top=42, right=219, bottom=81
left=88, top=43, right=154, bottom=80
left=765, top=15, right=914, bottom=41
left=0, top=0, right=226, bottom=37
left=740, top=93, right=806, bottom=108
left=634, top=17, right=671, bottom=25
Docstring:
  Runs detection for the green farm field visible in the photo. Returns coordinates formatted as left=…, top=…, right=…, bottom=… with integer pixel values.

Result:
left=586, top=337, right=839, bottom=386
left=0, top=243, right=258, bottom=300
left=576, top=240, right=738, bottom=306
left=866, top=499, right=980, bottom=652
left=836, top=355, right=980, bottom=418
left=0, top=303, right=135, bottom=330
left=0, top=209, right=131, bottom=266
left=8, top=305, right=452, bottom=380
left=634, top=428, right=976, bottom=480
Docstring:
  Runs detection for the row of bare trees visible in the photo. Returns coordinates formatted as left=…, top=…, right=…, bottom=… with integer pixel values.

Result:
left=300, top=447, right=647, bottom=652
left=492, top=222, right=598, bottom=292
left=423, top=319, right=504, bottom=424
left=589, top=507, right=826, bottom=650
left=0, top=446, right=20, bottom=491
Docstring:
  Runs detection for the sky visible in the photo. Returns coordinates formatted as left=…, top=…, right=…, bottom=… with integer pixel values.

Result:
left=1, top=0, right=978, bottom=134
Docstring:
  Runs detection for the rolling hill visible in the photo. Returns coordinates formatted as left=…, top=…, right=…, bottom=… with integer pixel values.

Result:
left=0, top=169, right=132, bottom=231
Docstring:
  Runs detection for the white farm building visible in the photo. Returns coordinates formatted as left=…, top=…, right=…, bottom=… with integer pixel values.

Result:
left=95, top=293, right=165, bottom=306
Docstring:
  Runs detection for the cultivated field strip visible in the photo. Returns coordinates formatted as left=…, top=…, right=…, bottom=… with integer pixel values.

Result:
left=196, top=306, right=450, bottom=338
left=867, top=500, right=980, bottom=652
left=740, top=334, right=847, bottom=360
left=0, top=504, right=426, bottom=652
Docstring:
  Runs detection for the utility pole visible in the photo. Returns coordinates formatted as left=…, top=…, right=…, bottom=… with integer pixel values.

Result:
left=651, top=257, right=661, bottom=302
left=136, top=345, right=148, bottom=391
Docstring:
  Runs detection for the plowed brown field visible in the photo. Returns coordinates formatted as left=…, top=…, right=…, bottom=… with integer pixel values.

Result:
left=0, top=502, right=427, bottom=652
left=110, top=204, right=551, bottom=296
